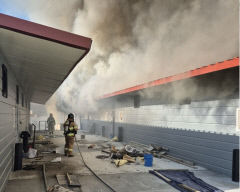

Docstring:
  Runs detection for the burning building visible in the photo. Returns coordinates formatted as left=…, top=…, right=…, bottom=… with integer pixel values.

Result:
left=81, top=57, right=239, bottom=177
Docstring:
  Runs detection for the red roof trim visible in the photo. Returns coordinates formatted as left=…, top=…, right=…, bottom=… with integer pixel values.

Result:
left=0, top=13, right=92, bottom=50
left=101, top=57, right=239, bottom=99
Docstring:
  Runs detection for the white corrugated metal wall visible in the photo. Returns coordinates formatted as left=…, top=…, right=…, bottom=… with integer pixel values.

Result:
left=113, top=99, right=238, bottom=135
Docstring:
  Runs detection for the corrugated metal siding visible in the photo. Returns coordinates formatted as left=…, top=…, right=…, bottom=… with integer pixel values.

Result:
left=81, top=119, right=239, bottom=176
left=114, top=99, right=238, bottom=135
left=81, top=119, right=113, bottom=138
left=83, top=67, right=239, bottom=177
left=0, top=53, right=30, bottom=192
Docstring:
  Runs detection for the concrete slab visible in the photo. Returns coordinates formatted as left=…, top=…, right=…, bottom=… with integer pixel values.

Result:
left=193, top=170, right=239, bottom=191
left=5, top=178, right=45, bottom=192
left=78, top=172, right=178, bottom=192
left=4, top=132, right=239, bottom=192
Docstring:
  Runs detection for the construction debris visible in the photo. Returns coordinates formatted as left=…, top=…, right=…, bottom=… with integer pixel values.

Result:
left=110, top=136, right=118, bottom=142
left=41, top=150, right=56, bottom=154
left=23, top=164, right=39, bottom=170
left=48, top=185, right=74, bottom=192
left=51, top=157, right=61, bottom=163
left=125, top=145, right=137, bottom=153
left=35, top=140, right=53, bottom=145
left=111, top=145, right=118, bottom=153
left=114, top=159, right=128, bottom=167
left=88, top=144, right=96, bottom=149
left=56, top=174, right=68, bottom=185
left=101, top=149, right=111, bottom=154
left=42, top=164, right=48, bottom=191
left=151, top=144, right=169, bottom=152
left=66, top=173, right=81, bottom=187
left=96, top=155, right=109, bottom=159
left=90, top=139, right=195, bottom=169
left=111, top=151, right=123, bottom=159
left=127, top=141, right=195, bottom=168
left=123, top=154, right=135, bottom=163
left=37, top=135, right=44, bottom=140
left=28, top=148, right=37, bottom=158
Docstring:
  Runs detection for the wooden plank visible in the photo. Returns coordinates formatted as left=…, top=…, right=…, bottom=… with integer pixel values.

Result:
left=153, top=171, right=171, bottom=182
left=48, top=185, right=74, bottom=192
left=66, top=173, right=81, bottom=187
left=179, top=184, right=200, bottom=192
left=56, top=174, right=68, bottom=185
left=42, top=164, right=48, bottom=192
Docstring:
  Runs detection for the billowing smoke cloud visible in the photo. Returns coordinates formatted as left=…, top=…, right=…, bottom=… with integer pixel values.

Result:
left=58, top=0, right=238, bottom=114
left=3, top=0, right=238, bottom=120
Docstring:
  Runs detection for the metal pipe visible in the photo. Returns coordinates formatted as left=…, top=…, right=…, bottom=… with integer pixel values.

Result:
left=32, top=123, right=36, bottom=148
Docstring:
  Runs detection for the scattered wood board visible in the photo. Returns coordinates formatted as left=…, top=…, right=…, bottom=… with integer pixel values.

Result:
left=56, top=175, right=68, bottom=185
left=42, top=164, right=48, bottom=191
left=48, top=185, right=74, bottom=192
left=66, top=173, right=81, bottom=187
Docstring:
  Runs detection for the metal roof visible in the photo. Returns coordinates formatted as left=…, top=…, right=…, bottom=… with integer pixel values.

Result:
left=0, top=13, right=92, bottom=104
left=101, top=57, right=239, bottom=99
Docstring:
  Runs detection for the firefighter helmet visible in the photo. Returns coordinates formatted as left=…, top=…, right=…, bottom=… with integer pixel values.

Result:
left=68, top=113, right=74, bottom=119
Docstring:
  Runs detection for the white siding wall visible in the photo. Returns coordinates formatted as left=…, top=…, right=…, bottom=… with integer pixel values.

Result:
left=0, top=53, right=30, bottom=192
left=97, top=99, right=238, bottom=135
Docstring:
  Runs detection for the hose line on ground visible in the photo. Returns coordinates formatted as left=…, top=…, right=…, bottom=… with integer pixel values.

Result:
left=74, top=136, right=117, bottom=192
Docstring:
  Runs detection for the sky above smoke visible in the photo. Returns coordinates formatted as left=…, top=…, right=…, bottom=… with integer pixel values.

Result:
left=0, top=0, right=238, bottom=121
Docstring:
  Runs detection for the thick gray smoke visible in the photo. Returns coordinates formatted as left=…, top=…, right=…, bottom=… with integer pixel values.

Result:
left=57, top=0, right=238, bottom=114
left=4, top=0, right=238, bottom=119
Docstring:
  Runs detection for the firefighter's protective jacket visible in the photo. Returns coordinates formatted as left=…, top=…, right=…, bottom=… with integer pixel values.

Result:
left=63, top=120, right=78, bottom=136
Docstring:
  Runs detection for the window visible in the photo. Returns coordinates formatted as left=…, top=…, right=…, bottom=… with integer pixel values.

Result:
left=16, top=85, right=19, bottom=104
left=133, top=95, right=140, bottom=108
left=22, top=93, right=24, bottom=107
left=2, top=64, right=8, bottom=98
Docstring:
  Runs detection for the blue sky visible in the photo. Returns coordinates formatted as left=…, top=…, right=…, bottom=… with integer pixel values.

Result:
left=0, top=0, right=29, bottom=20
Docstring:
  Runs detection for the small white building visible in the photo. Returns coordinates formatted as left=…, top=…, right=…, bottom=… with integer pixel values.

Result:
left=0, top=13, right=91, bottom=191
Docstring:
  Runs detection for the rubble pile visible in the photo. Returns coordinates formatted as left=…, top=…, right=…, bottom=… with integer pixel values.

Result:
left=88, top=140, right=170, bottom=167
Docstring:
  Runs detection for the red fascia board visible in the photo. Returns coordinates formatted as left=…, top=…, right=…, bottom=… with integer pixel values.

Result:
left=101, top=57, right=239, bottom=99
left=0, top=13, right=92, bottom=50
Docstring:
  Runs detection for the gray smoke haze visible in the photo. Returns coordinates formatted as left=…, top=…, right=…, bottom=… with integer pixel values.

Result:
left=61, top=0, right=238, bottom=114
left=3, top=0, right=238, bottom=119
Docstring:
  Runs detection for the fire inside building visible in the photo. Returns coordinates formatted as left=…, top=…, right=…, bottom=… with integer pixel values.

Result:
left=0, top=11, right=239, bottom=192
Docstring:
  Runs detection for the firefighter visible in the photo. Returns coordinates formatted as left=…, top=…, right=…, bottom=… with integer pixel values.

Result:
left=63, top=113, right=78, bottom=157
left=47, top=113, right=56, bottom=135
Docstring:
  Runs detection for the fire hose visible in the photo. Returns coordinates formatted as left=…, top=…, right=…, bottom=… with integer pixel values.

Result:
left=74, top=136, right=117, bottom=192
